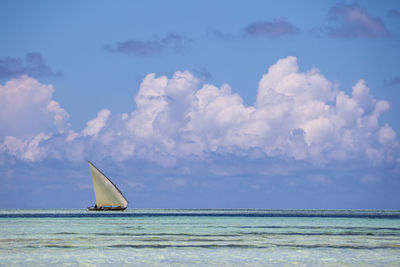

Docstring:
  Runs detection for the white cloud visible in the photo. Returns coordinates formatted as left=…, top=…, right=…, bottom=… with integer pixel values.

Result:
left=378, top=124, right=396, bottom=145
left=0, top=57, right=398, bottom=169
left=82, top=109, right=111, bottom=137
left=0, top=75, right=70, bottom=162
left=0, top=75, right=69, bottom=140
left=2, top=136, right=25, bottom=156
left=46, top=100, right=69, bottom=132
left=2, top=133, right=52, bottom=161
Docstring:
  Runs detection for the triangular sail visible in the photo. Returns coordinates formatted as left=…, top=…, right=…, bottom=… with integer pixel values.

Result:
left=88, top=161, right=128, bottom=208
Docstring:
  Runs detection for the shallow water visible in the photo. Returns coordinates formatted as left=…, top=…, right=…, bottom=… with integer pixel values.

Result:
left=1, top=209, right=399, bottom=266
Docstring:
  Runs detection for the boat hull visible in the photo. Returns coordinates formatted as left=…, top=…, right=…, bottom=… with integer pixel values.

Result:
left=88, top=206, right=127, bottom=211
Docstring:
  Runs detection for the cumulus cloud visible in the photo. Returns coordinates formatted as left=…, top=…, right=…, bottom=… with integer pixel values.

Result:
left=327, top=3, right=390, bottom=38
left=2, top=133, right=53, bottom=162
left=378, top=124, right=396, bottom=145
left=244, top=19, right=299, bottom=37
left=1, top=57, right=399, bottom=171
left=0, top=75, right=70, bottom=161
left=0, top=53, right=61, bottom=79
left=0, top=75, right=69, bottom=140
left=82, top=109, right=111, bottom=137
left=104, top=33, right=192, bottom=56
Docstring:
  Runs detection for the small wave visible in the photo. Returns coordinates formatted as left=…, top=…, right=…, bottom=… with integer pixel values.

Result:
left=55, top=232, right=78, bottom=235
left=94, top=232, right=240, bottom=237
left=237, top=231, right=400, bottom=236
left=238, top=225, right=400, bottom=231
left=44, top=245, right=76, bottom=248
left=108, top=244, right=266, bottom=249
left=23, top=245, right=76, bottom=249
left=276, top=244, right=400, bottom=250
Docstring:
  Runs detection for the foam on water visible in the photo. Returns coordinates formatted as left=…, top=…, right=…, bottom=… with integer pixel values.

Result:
left=1, top=209, right=399, bottom=266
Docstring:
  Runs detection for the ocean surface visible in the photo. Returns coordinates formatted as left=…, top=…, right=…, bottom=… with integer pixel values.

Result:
left=1, top=209, right=400, bottom=266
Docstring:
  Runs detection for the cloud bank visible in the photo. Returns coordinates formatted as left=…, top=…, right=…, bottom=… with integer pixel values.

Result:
left=387, top=9, right=400, bottom=19
left=104, top=33, right=192, bottom=56
left=1, top=57, right=399, bottom=172
left=209, top=19, right=299, bottom=40
left=383, top=76, right=400, bottom=88
left=0, top=53, right=60, bottom=79
left=327, top=3, right=390, bottom=38
left=244, top=20, right=299, bottom=37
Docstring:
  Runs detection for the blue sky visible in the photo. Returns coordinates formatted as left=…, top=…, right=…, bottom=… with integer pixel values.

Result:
left=1, top=1, right=400, bottom=209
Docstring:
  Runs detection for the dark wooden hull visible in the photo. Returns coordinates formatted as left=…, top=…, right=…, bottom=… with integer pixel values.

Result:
left=88, top=206, right=127, bottom=211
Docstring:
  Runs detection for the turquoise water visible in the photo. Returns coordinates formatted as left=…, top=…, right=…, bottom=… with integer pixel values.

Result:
left=1, top=209, right=400, bottom=266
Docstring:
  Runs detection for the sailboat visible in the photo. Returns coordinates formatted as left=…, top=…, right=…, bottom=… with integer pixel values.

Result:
left=87, top=161, right=128, bottom=211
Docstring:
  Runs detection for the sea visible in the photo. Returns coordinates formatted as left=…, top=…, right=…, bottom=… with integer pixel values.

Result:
left=1, top=209, right=400, bottom=266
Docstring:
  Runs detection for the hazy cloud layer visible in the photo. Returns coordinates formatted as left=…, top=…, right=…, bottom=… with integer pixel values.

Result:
left=244, top=20, right=299, bottom=37
left=383, top=76, right=400, bottom=88
left=104, top=33, right=192, bottom=56
left=206, top=29, right=238, bottom=41
left=208, top=19, right=299, bottom=40
left=0, top=53, right=60, bottom=79
left=1, top=57, right=399, bottom=172
left=327, top=3, right=390, bottom=38
left=387, top=9, right=400, bottom=19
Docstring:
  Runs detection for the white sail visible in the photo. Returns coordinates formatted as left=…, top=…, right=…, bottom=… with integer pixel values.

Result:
left=88, top=161, right=128, bottom=208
